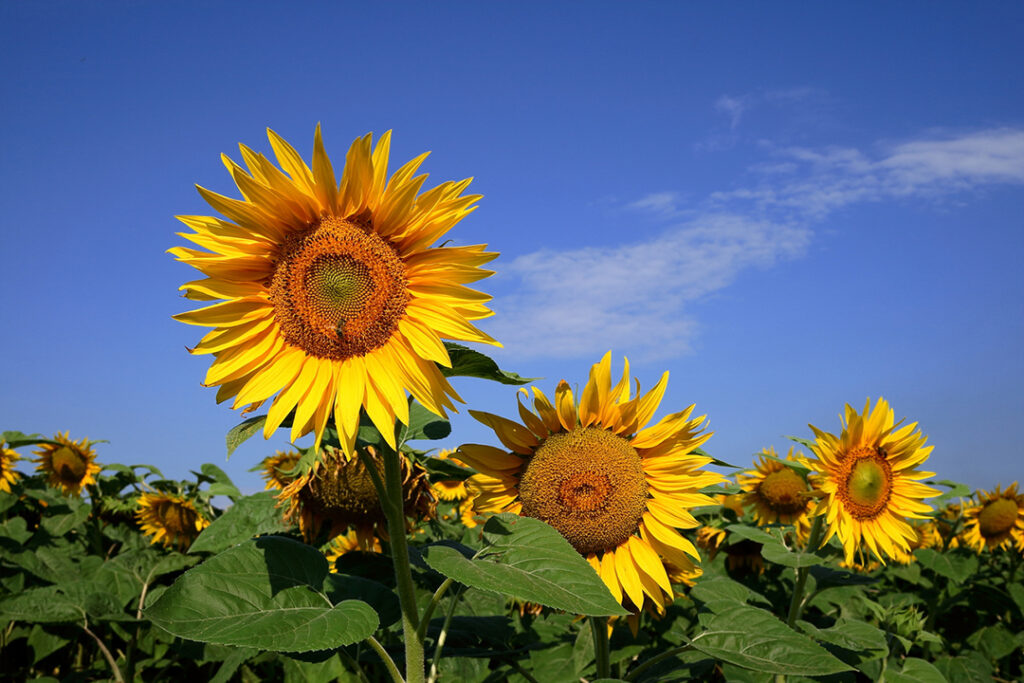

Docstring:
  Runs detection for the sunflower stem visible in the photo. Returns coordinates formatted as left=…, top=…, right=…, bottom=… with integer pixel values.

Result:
left=417, top=577, right=455, bottom=642
left=365, top=635, right=404, bottom=683
left=427, top=584, right=465, bottom=683
left=786, top=513, right=825, bottom=628
left=380, top=442, right=425, bottom=683
left=590, top=616, right=611, bottom=679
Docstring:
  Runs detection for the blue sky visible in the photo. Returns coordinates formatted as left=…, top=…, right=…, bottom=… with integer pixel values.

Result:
left=2, top=2, right=1022, bottom=495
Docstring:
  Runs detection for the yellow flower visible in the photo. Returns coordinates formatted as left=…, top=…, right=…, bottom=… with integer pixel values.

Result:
left=462, top=352, right=723, bottom=615
left=34, top=432, right=101, bottom=497
left=0, top=440, right=21, bottom=493
left=808, top=398, right=939, bottom=564
left=171, top=128, right=499, bottom=456
left=961, top=483, right=1024, bottom=553
left=323, top=528, right=383, bottom=571
left=136, top=492, right=210, bottom=551
left=279, top=446, right=435, bottom=546
left=431, top=449, right=470, bottom=502
left=737, top=447, right=820, bottom=542
left=260, top=450, right=302, bottom=490
left=696, top=526, right=727, bottom=559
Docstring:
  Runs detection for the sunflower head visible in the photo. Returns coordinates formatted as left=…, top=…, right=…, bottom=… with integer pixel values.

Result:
left=808, top=398, right=939, bottom=564
left=737, top=447, right=819, bottom=525
left=461, top=352, right=724, bottom=615
left=136, top=492, right=210, bottom=551
left=171, top=127, right=499, bottom=458
left=322, top=528, right=383, bottom=571
left=261, top=450, right=303, bottom=491
left=280, top=446, right=435, bottom=544
left=0, top=440, right=22, bottom=494
left=431, top=449, right=471, bottom=502
left=962, top=483, right=1024, bottom=552
left=34, top=432, right=102, bottom=497
left=695, top=525, right=727, bottom=559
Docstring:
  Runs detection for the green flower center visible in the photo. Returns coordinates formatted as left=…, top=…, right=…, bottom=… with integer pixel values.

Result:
left=839, top=448, right=893, bottom=520
left=518, top=428, right=647, bottom=555
left=978, top=498, right=1018, bottom=539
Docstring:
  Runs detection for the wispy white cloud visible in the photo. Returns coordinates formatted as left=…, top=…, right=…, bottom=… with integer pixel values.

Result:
left=715, top=95, right=748, bottom=130
left=489, top=127, right=1024, bottom=360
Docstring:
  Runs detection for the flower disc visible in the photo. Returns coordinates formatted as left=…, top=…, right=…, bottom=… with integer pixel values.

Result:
left=137, top=492, right=209, bottom=550
left=519, top=428, right=648, bottom=555
left=34, top=432, right=101, bottom=497
left=758, top=468, right=808, bottom=515
left=270, top=216, right=408, bottom=359
left=962, top=483, right=1024, bottom=552
left=978, top=498, right=1017, bottom=539
left=839, top=447, right=893, bottom=520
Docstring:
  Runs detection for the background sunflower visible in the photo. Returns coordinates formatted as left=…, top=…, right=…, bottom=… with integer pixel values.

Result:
left=736, top=446, right=820, bottom=542
left=808, top=398, right=939, bottom=564
left=33, top=432, right=101, bottom=497
left=136, top=491, right=210, bottom=551
left=171, top=128, right=499, bottom=456
left=961, top=483, right=1024, bottom=553
left=461, top=352, right=723, bottom=616
left=0, top=439, right=21, bottom=493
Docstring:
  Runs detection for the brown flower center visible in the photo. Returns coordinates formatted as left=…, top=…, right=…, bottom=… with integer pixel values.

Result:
left=839, top=447, right=893, bottom=520
left=757, top=468, right=808, bottom=516
left=155, top=499, right=200, bottom=536
left=978, top=498, right=1018, bottom=539
left=518, top=428, right=648, bottom=555
left=304, top=457, right=386, bottom=527
left=51, top=446, right=88, bottom=485
left=270, top=216, right=408, bottom=359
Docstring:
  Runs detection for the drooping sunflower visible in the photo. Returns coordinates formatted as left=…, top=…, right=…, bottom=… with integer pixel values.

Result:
left=808, top=398, right=939, bottom=564
left=171, top=127, right=499, bottom=456
left=260, top=450, right=302, bottom=491
left=136, top=492, right=210, bottom=551
left=961, top=483, right=1024, bottom=553
left=462, top=352, right=723, bottom=616
left=279, top=446, right=435, bottom=546
left=0, top=439, right=21, bottom=493
left=736, top=447, right=820, bottom=541
left=34, top=432, right=102, bottom=497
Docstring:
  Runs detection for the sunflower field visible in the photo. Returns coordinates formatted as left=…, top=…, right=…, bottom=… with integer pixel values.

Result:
left=1, top=130, right=1022, bottom=683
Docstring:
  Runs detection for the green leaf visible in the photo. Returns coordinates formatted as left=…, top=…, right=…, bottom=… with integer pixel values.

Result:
left=323, top=574, right=400, bottom=629
left=0, top=586, right=83, bottom=623
left=1, top=430, right=62, bottom=449
left=799, top=618, right=888, bottom=671
left=760, top=542, right=825, bottom=568
left=689, top=605, right=853, bottom=676
left=440, top=342, right=536, bottom=385
left=419, top=453, right=474, bottom=483
left=784, top=435, right=817, bottom=453
left=1007, top=582, right=1024, bottom=617
left=690, top=577, right=771, bottom=610
left=914, top=548, right=977, bottom=583
left=0, top=516, right=32, bottom=544
left=884, top=657, right=946, bottom=683
left=968, top=624, right=1019, bottom=662
left=926, top=479, right=971, bottom=509
left=40, top=498, right=92, bottom=536
left=808, top=565, right=877, bottom=587
left=422, top=514, right=628, bottom=616
left=226, top=415, right=267, bottom=457
left=933, top=652, right=993, bottom=683
left=398, top=400, right=451, bottom=443
left=724, top=524, right=779, bottom=546
left=146, top=536, right=378, bottom=652
left=27, top=625, right=69, bottom=665
left=199, top=463, right=242, bottom=500
left=189, top=491, right=292, bottom=555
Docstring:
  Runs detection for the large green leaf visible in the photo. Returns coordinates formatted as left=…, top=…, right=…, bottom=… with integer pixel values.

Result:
left=440, top=342, right=536, bottom=385
left=934, top=652, right=993, bottom=683
left=398, top=400, right=451, bottom=443
left=423, top=514, right=628, bottom=616
left=800, top=618, right=888, bottom=672
left=884, top=657, right=946, bottom=683
left=760, top=542, right=825, bottom=568
left=0, top=586, right=83, bottom=623
left=146, top=536, right=378, bottom=652
left=40, top=498, right=92, bottom=536
left=914, top=548, right=977, bottom=583
left=689, top=605, right=852, bottom=676
left=189, top=491, right=292, bottom=555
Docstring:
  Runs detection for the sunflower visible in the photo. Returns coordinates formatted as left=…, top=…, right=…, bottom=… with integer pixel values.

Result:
left=136, top=492, right=210, bottom=551
left=0, top=439, right=21, bottom=493
left=961, top=483, right=1024, bottom=553
left=431, top=449, right=470, bottom=502
left=171, top=127, right=499, bottom=456
left=34, top=432, right=102, bottom=497
left=808, top=398, right=939, bottom=564
left=462, top=352, right=723, bottom=616
left=737, top=447, right=819, bottom=541
left=323, top=528, right=383, bottom=571
left=279, top=446, right=435, bottom=546
left=260, top=450, right=303, bottom=490
left=695, top=526, right=727, bottom=559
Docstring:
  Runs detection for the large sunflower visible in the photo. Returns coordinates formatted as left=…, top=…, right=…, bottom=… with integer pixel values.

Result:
left=34, top=432, right=102, bottom=497
left=137, top=492, right=210, bottom=551
left=736, top=447, right=819, bottom=541
left=462, top=352, right=723, bottom=616
left=961, top=483, right=1024, bottom=553
left=279, top=446, right=435, bottom=546
left=0, top=439, right=21, bottom=493
left=808, top=398, right=939, bottom=564
left=171, top=127, right=499, bottom=456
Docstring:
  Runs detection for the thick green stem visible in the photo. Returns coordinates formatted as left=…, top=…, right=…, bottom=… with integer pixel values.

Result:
left=590, top=616, right=611, bottom=679
left=381, top=444, right=424, bottom=683
left=786, top=514, right=825, bottom=628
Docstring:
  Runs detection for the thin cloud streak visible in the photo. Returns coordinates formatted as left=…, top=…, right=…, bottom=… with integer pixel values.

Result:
left=489, top=127, right=1024, bottom=360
